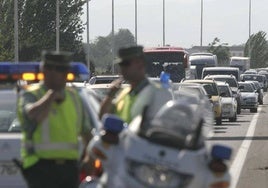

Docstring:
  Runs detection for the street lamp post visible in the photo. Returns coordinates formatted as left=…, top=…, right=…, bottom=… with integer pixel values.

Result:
left=249, top=0, right=251, bottom=38
left=56, top=0, right=60, bottom=52
left=135, top=0, right=137, bottom=45
left=86, top=0, right=91, bottom=71
left=112, top=0, right=115, bottom=74
left=248, top=0, right=251, bottom=59
left=200, top=0, right=203, bottom=46
left=14, top=0, right=19, bottom=63
left=162, top=0, right=165, bottom=46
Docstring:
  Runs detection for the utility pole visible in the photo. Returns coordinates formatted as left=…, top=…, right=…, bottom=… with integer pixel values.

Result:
left=163, top=0, right=165, bottom=46
left=248, top=0, right=252, bottom=61
left=135, top=0, right=137, bottom=45
left=56, top=0, right=60, bottom=52
left=14, top=0, right=19, bottom=63
left=200, top=0, right=203, bottom=46
left=86, top=0, right=91, bottom=71
left=112, top=0, right=115, bottom=74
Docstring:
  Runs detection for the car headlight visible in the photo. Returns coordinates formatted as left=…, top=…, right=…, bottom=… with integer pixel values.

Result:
left=126, top=159, right=192, bottom=188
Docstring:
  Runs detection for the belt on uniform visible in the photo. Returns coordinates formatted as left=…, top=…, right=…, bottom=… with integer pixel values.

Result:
left=38, top=159, right=78, bottom=165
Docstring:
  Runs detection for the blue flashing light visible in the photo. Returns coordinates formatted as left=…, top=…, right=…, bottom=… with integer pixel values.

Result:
left=102, top=114, right=125, bottom=134
left=71, top=62, right=89, bottom=74
left=0, top=62, right=89, bottom=81
left=211, top=145, right=232, bottom=160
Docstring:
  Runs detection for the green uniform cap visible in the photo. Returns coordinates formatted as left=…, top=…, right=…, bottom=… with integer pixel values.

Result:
left=41, top=50, right=73, bottom=67
left=115, top=45, right=144, bottom=64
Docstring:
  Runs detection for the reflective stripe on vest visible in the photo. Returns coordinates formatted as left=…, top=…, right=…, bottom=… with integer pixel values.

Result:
left=25, top=87, right=82, bottom=152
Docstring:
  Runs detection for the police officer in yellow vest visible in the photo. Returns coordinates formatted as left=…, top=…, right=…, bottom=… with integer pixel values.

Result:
left=99, top=45, right=173, bottom=124
left=17, top=51, right=92, bottom=188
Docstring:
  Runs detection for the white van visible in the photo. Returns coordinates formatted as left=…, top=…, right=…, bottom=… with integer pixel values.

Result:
left=202, top=67, right=240, bottom=81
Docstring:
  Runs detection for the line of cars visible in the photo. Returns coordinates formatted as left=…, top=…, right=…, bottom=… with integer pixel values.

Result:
left=173, top=66, right=267, bottom=126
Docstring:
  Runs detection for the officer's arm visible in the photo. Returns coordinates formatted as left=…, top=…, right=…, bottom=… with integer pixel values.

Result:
left=99, top=95, right=115, bottom=119
left=99, top=79, right=122, bottom=119
left=26, top=90, right=63, bottom=123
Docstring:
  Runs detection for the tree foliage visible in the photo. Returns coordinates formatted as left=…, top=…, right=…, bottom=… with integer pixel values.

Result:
left=244, top=31, right=268, bottom=68
left=88, top=29, right=135, bottom=74
left=0, top=0, right=86, bottom=62
left=207, top=37, right=230, bottom=66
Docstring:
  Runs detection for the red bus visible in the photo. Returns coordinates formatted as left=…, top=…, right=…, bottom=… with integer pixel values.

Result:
left=144, top=46, right=190, bottom=82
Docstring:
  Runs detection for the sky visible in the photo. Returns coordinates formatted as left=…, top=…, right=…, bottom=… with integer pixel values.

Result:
left=81, top=0, right=268, bottom=48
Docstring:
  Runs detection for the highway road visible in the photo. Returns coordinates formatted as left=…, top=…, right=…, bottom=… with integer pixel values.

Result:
left=206, top=93, right=268, bottom=188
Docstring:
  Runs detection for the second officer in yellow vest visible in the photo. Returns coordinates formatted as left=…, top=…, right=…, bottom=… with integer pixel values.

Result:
left=99, top=45, right=173, bottom=124
left=17, top=51, right=92, bottom=188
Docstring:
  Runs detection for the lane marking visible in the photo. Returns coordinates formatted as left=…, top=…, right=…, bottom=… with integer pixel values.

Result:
left=230, top=106, right=262, bottom=188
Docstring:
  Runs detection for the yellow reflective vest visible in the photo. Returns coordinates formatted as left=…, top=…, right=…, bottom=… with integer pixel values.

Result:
left=18, top=84, right=83, bottom=168
left=115, top=81, right=173, bottom=124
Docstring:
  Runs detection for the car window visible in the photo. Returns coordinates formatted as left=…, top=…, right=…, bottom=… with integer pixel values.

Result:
left=203, top=84, right=218, bottom=95
left=240, top=83, right=254, bottom=92
left=218, top=85, right=231, bottom=97
left=213, top=78, right=237, bottom=87
left=178, top=86, right=202, bottom=97
left=0, top=89, right=18, bottom=132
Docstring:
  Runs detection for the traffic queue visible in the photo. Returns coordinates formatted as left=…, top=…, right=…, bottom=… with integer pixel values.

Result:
left=1, top=46, right=267, bottom=188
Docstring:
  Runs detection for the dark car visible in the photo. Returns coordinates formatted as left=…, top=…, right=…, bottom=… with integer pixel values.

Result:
left=246, top=81, right=264, bottom=105
left=241, top=74, right=266, bottom=91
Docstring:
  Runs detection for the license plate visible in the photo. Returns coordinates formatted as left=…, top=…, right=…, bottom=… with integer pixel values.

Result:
left=0, top=162, right=19, bottom=176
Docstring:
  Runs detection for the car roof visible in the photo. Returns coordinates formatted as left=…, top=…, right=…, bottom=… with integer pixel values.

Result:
left=205, top=74, right=236, bottom=78
left=93, top=75, right=121, bottom=78
left=183, top=79, right=216, bottom=84
left=203, top=67, right=239, bottom=71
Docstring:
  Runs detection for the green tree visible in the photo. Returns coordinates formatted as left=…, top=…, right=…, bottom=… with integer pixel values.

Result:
left=0, top=0, right=86, bottom=62
left=244, top=31, right=268, bottom=68
left=19, top=0, right=86, bottom=61
left=0, top=0, right=23, bottom=61
left=88, top=29, right=135, bottom=74
left=207, top=37, right=230, bottom=66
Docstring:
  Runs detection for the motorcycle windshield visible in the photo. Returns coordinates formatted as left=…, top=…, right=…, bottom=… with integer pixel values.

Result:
left=130, top=98, right=205, bottom=150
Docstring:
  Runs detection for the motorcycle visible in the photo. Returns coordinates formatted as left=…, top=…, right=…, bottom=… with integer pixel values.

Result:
left=80, top=95, right=232, bottom=188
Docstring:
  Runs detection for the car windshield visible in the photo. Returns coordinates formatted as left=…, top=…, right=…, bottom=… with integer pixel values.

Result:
left=240, top=83, right=254, bottom=92
left=218, top=85, right=232, bottom=97
left=177, top=86, right=203, bottom=97
left=242, top=75, right=264, bottom=82
left=202, top=83, right=218, bottom=95
left=129, top=98, right=205, bottom=150
left=212, top=77, right=238, bottom=87
left=0, top=88, right=17, bottom=132
left=253, top=82, right=261, bottom=90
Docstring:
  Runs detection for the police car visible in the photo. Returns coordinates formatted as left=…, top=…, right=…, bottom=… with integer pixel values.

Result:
left=0, top=62, right=100, bottom=187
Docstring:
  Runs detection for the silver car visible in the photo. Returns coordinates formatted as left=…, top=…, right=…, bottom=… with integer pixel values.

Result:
left=238, top=82, right=258, bottom=113
left=216, top=82, right=237, bottom=122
